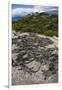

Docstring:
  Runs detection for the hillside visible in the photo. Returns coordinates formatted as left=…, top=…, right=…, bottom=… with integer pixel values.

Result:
left=12, top=12, right=58, bottom=85
left=12, top=12, right=58, bottom=37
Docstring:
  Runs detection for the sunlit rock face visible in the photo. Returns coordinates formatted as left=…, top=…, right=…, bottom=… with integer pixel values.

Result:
left=12, top=31, right=58, bottom=85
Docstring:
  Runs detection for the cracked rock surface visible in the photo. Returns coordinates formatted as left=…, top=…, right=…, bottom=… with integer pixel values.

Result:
left=12, top=31, right=58, bottom=85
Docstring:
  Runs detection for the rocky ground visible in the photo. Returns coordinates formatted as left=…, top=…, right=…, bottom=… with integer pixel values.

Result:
left=12, top=31, right=58, bottom=85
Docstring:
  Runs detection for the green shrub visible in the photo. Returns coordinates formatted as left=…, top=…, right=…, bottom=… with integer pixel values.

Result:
left=12, top=12, right=58, bottom=37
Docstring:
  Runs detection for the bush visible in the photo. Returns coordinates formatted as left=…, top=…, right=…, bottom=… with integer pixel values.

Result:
left=12, top=12, right=58, bottom=37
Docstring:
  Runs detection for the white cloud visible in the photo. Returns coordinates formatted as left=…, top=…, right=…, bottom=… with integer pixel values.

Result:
left=33, top=5, right=45, bottom=12
left=12, top=5, right=57, bottom=17
left=12, top=8, right=33, bottom=16
left=33, top=6, right=58, bottom=12
left=12, top=5, right=45, bottom=17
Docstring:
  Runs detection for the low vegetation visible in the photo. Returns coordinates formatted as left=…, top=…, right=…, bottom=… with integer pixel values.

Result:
left=12, top=12, right=58, bottom=37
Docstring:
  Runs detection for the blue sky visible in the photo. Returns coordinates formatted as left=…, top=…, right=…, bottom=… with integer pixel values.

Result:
left=12, top=4, right=58, bottom=17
